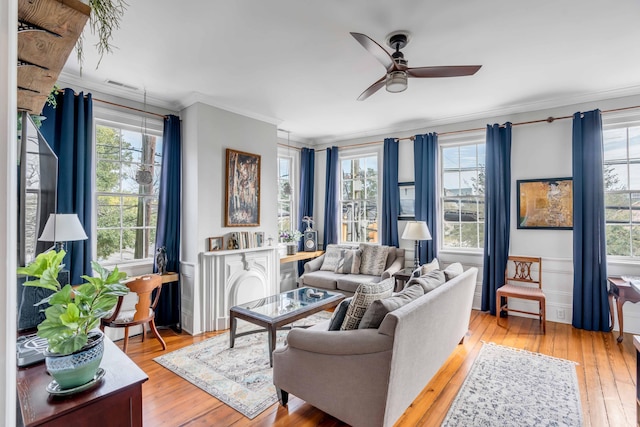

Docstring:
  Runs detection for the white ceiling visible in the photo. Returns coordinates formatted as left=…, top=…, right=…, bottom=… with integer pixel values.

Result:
left=60, top=0, right=640, bottom=144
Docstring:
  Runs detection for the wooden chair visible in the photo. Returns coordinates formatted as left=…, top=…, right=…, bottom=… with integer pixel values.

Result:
left=496, top=256, right=545, bottom=333
left=100, top=275, right=167, bottom=353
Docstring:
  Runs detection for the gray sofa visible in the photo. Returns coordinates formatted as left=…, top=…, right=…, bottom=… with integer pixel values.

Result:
left=299, top=244, right=405, bottom=296
left=273, top=266, right=478, bottom=427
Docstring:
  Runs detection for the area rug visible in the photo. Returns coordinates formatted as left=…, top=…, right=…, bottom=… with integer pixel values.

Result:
left=441, top=343, right=582, bottom=427
left=153, top=311, right=332, bottom=419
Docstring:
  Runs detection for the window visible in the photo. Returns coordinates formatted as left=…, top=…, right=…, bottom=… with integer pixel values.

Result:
left=277, top=154, right=295, bottom=233
left=340, top=153, right=379, bottom=243
left=603, top=123, right=640, bottom=257
left=95, top=121, right=163, bottom=264
left=440, top=142, right=485, bottom=249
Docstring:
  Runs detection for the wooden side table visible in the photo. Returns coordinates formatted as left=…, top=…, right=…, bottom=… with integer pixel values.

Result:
left=607, top=277, right=640, bottom=343
left=17, top=338, right=148, bottom=426
left=393, top=267, right=415, bottom=292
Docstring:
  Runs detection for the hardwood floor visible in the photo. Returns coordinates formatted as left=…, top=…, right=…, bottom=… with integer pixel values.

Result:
left=125, top=311, right=636, bottom=426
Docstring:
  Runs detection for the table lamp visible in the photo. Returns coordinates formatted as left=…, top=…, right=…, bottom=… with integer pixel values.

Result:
left=402, top=221, right=432, bottom=269
left=38, top=213, right=88, bottom=252
left=38, top=214, right=88, bottom=286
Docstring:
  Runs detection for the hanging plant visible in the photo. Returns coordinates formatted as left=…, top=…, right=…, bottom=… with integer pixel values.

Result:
left=76, top=0, right=129, bottom=72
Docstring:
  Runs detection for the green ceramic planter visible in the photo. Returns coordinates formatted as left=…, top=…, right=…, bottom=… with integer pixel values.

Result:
left=45, top=330, right=105, bottom=390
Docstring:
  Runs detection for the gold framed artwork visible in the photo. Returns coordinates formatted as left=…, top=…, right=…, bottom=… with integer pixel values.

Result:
left=208, top=236, right=223, bottom=251
left=517, top=177, right=573, bottom=229
left=225, top=148, right=261, bottom=226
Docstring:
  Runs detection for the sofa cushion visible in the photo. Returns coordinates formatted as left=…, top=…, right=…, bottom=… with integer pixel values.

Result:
left=340, top=278, right=394, bottom=330
left=337, top=274, right=382, bottom=293
left=335, top=249, right=362, bottom=274
left=302, top=271, right=340, bottom=290
left=421, top=258, right=440, bottom=275
left=406, top=269, right=446, bottom=293
left=320, top=246, right=344, bottom=271
left=328, top=297, right=352, bottom=331
left=358, top=285, right=425, bottom=329
left=444, top=262, right=464, bottom=281
left=359, top=244, right=390, bottom=276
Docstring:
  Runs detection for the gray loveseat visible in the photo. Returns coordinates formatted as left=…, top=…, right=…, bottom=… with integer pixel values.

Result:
left=299, top=244, right=405, bottom=296
left=273, top=266, right=478, bottom=427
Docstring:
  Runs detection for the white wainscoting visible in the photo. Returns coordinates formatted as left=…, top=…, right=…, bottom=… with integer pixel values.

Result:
left=188, top=247, right=278, bottom=334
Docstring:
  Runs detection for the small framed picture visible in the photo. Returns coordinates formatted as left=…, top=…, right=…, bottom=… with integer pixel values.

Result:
left=256, top=232, right=265, bottom=247
left=208, top=236, right=223, bottom=251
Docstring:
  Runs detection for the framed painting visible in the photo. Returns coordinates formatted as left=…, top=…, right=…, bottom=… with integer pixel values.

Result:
left=517, top=177, right=573, bottom=229
left=208, top=236, right=223, bottom=251
left=398, top=182, right=415, bottom=220
left=225, top=149, right=261, bottom=226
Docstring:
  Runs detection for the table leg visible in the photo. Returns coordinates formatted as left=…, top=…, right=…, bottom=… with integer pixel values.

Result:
left=617, top=297, right=625, bottom=343
left=229, top=312, right=237, bottom=348
left=608, top=293, right=615, bottom=332
left=268, top=325, right=277, bottom=367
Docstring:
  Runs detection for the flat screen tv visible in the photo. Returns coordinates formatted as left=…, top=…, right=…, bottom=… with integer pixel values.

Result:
left=17, top=111, right=58, bottom=332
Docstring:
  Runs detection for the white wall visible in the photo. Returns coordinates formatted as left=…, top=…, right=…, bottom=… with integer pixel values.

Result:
left=313, top=93, right=640, bottom=335
left=1, top=0, right=17, bottom=424
left=180, top=102, right=278, bottom=333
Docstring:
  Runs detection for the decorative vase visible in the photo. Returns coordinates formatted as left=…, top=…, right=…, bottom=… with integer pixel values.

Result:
left=45, top=330, right=105, bottom=390
left=287, top=244, right=297, bottom=255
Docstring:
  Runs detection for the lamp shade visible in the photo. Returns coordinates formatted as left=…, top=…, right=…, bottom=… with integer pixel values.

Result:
left=401, top=221, right=432, bottom=241
left=38, top=214, right=88, bottom=242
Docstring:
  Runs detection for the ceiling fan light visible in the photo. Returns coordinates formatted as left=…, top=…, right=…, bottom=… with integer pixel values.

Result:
left=386, top=71, right=407, bottom=93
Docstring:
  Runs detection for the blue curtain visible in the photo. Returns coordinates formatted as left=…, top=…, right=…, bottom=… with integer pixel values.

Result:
left=381, top=138, right=399, bottom=246
left=40, top=89, right=93, bottom=285
left=154, top=115, right=182, bottom=327
left=323, top=146, right=340, bottom=246
left=481, top=123, right=512, bottom=315
left=414, top=133, right=438, bottom=263
left=572, top=110, right=609, bottom=331
left=297, top=148, right=315, bottom=273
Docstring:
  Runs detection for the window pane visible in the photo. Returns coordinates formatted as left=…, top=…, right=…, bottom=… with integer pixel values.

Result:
left=460, top=200, right=478, bottom=222
left=443, top=171, right=460, bottom=196
left=442, top=147, right=459, bottom=169
left=121, top=130, right=142, bottom=163
left=460, top=223, right=479, bottom=247
left=342, top=160, right=353, bottom=179
left=365, top=156, right=378, bottom=176
left=630, top=163, right=640, bottom=190
left=605, top=193, right=629, bottom=223
left=97, top=196, right=121, bottom=228
left=444, top=199, right=460, bottom=222
left=604, top=164, right=624, bottom=191
left=606, top=224, right=631, bottom=256
left=340, top=155, right=379, bottom=243
left=96, top=228, right=122, bottom=262
left=460, top=171, right=477, bottom=195
left=459, top=145, right=477, bottom=168
left=444, top=223, right=460, bottom=248
left=96, top=126, right=121, bottom=161
left=608, top=164, right=628, bottom=190
left=603, top=128, right=627, bottom=161
left=365, top=179, right=377, bottom=199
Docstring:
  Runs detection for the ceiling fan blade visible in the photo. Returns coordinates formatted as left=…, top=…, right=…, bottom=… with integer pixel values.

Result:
left=350, top=32, right=396, bottom=73
left=406, top=65, right=482, bottom=78
left=357, top=76, right=386, bottom=101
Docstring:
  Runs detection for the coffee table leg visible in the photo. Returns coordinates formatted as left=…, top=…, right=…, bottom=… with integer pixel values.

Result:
left=268, top=325, right=277, bottom=367
left=230, top=312, right=237, bottom=348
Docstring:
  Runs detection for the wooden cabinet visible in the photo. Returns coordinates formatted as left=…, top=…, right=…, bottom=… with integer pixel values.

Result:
left=17, top=338, right=148, bottom=427
left=18, top=0, right=90, bottom=114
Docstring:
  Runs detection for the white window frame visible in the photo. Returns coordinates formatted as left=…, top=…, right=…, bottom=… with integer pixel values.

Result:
left=277, top=147, right=298, bottom=235
left=438, top=133, right=486, bottom=254
left=603, top=111, right=640, bottom=260
left=93, top=106, right=164, bottom=268
left=338, top=146, right=382, bottom=245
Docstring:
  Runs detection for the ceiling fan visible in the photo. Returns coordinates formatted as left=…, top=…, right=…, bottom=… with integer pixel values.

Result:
left=350, top=31, right=482, bottom=101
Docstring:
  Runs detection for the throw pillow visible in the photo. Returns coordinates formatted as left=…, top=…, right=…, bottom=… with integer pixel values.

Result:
left=421, top=258, right=440, bottom=275
left=335, top=249, right=362, bottom=274
left=443, top=262, right=464, bottom=281
left=328, top=297, right=352, bottom=331
left=340, top=278, right=394, bottom=330
left=320, top=246, right=343, bottom=271
left=359, top=244, right=390, bottom=276
left=406, top=269, right=446, bottom=293
left=358, top=285, right=424, bottom=329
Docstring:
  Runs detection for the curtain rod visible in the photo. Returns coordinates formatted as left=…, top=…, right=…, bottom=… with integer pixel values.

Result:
left=59, top=88, right=168, bottom=119
left=333, top=104, right=640, bottom=149
left=277, top=142, right=302, bottom=151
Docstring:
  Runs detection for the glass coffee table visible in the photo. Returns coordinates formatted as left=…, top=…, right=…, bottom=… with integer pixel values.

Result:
left=229, top=287, right=344, bottom=366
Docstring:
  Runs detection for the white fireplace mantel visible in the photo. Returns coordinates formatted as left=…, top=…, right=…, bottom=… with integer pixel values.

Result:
left=194, top=246, right=279, bottom=333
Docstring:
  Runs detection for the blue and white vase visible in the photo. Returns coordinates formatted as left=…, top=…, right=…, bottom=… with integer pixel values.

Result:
left=45, top=330, right=104, bottom=390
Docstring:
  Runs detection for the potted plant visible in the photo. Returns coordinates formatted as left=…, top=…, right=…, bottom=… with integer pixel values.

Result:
left=280, top=229, right=303, bottom=255
left=17, top=249, right=129, bottom=389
